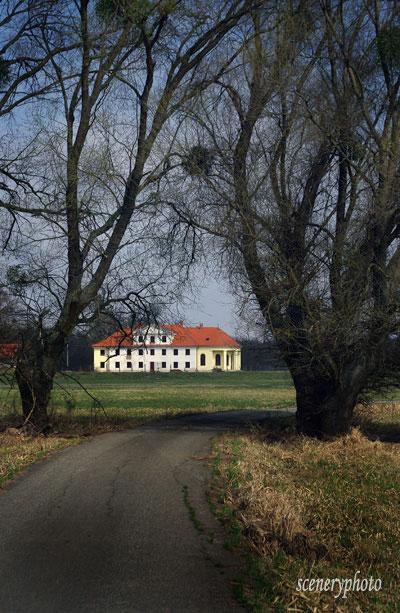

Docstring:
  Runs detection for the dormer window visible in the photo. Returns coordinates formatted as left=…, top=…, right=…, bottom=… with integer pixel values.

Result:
left=150, top=335, right=155, bottom=343
left=162, top=335, right=167, bottom=342
left=138, top=335, right=143, bottom=342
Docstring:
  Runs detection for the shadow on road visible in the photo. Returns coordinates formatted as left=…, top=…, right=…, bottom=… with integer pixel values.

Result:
left=142, top=408, right=296, bottom=431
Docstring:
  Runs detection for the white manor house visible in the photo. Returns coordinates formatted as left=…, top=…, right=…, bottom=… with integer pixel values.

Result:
left=92, top=323, right=241, bottom=372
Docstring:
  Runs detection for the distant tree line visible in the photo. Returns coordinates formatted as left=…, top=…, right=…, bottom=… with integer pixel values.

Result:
left=238, top=339, right=286, bottom=371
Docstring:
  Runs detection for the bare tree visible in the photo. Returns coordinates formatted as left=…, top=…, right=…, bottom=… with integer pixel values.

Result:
left=0, top=0, right=257, bottom=430
left=168, top=0, right=400, bottom=437
left=0, top=0, right=86, bottom=246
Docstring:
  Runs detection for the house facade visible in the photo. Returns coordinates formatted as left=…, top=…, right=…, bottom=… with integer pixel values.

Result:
left=92, top=324, right=241, bottom=372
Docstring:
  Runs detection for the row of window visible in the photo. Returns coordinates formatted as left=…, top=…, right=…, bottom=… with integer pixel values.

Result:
left=198, top=354, right=226, bottom=366
left=99, top=352, right=230, bottom=368
left=100, top=361, right=191, bottom=369
left=136, top=334, right=168, bottom=343
left=100, top=348, right=190, bottom=356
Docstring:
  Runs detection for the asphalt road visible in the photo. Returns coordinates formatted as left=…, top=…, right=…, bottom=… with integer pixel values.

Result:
left=0, top=410, right=293, bottom=613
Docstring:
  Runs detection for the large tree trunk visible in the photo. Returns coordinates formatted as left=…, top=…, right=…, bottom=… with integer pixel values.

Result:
left=15, top=341, right=58, bottom=433
left=292, top=373, right=357, bottom=438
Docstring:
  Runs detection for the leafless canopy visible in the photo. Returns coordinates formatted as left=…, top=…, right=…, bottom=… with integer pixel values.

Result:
left=0, top=0, right=257, bottom=429
left=164, top=0, right=400, bottom=436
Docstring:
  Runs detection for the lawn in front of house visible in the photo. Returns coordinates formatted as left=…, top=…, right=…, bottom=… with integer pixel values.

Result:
left=211, top=405, right=400, bottom=611
left=0, top=370, right=296, bottom=431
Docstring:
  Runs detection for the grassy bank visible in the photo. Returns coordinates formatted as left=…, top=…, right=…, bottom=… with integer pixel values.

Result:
left=211, top=407, right=400, bottom=611
left=0, top=430, right=80, bottom=489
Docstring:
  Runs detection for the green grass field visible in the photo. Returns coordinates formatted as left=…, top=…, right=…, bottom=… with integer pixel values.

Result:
left=0, top=370, right=296, bottom=429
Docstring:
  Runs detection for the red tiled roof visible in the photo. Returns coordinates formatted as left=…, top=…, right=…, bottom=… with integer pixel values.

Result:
left=91, top=329, right=134, bottom=348
left=0, top=343, right=18, bottom=360
left=92, top=324, right=239, bottom=348
left=184, top=326, right=240, bottom=348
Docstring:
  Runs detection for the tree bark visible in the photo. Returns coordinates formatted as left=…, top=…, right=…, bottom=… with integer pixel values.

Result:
left=15, top=342, right=58, bottom=433
left=292, top=373, right=357, bottom=438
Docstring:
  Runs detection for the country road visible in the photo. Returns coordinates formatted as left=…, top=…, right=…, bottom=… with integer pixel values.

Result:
left=0, top=409, right=293, bottom=613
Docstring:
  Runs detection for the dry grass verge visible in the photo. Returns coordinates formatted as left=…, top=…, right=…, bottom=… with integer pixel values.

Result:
left=355, top=401, right=400, bottom=441
left=211, top=412, right=400, bottom=611
left=0, top=430, right=80, bottom=488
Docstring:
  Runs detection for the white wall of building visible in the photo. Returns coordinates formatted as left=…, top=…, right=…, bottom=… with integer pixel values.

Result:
left=93, top=325, right=241, bottom=372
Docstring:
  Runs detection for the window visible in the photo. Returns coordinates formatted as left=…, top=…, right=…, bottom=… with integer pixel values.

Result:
left=115, top=361, right=120, bottom=369
left=162, top=335, right=167, bottom=342
left=162, top=348, right=166, bottom=355
left=115, top=348, right=120, bottom=356
left=200, top=354, right=206, bottom=366
left=174, top=348, right=178, bottom=355
left=173, top=362, right=178, bottom=369
left=226, top=354, right=229, bottom=365
left=139, top=361, right=143, bottom=369
left=162, top=362, right=166, bottom=368
left=185, top=362, right=190, bottom=369
left=185, top=348, right=190, bottom=355
left=138, top=335, right=143, bottom=342
left=100, top=362, right=105, bottom=369
left=215, top=354, right=221, bottom=366
left=100, top=349, right=105, bottom=356
left=127, top=361, right=132, bottom=369
left=150, top=348, right=155, bottom=356
left=127, top=349, right=131, bottom=356
left=139, top=349, right=143, bottom=356
left=150, top=335, right=155, bottom=343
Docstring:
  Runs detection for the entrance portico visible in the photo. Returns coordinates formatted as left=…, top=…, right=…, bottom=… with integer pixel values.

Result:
left=211, top=349, right=240, bottom=371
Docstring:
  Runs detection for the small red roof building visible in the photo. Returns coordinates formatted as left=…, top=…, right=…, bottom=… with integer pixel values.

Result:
left=0, top=343, right=18, bottom=361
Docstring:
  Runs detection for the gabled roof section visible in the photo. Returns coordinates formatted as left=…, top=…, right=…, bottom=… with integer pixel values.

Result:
left=91, top=324, right=240, bottom=348
left=168, top=324, right=197, bottom=346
